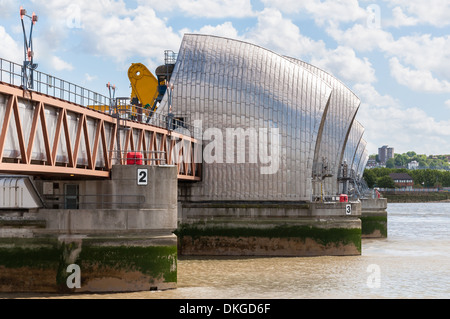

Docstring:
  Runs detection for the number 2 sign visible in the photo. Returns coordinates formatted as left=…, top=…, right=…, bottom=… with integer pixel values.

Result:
left=137, top=168, right=148, bottom=186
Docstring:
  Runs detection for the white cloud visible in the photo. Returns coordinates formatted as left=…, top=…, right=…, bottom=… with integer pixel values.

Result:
left=389, top=57, right=450, bottom=93
left=245, top=8, right=327, bottom=58
left=310, top=46, right=377, bottom=84
left=326, top=23, right=394, bottom=52
left=0, top=0, right=15, bottom=18
left=352, top=83, right=402, bottom=108
left=384, top=0, right=450, bottom=27
left=0, top=26, right=22, bottom=63
left=175, top=0, right=254, bottom=18
left=353, top=83, right=450, bottom=154
left=85, top=73, right=97, bottom=82
left=139, top=0, right=254, bottom=18
left=183, top=22, right=241, bottom=40
left=445, top=100, right=450, bottom=110
left=32, top=0, right=182, bottom=69
left=387, top=6, right=419, bottom=27
left=261, top=0, right=367, bottom=26
left=327, top=22, right=450, bottom=92
left=241, top=9, right=377, bottom=86
left=50, top=56, right=74, bottom=71
left=384, top=34, right=450, bottom=80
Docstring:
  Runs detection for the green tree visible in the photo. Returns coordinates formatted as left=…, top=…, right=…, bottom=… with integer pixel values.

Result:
left=376, top=175, right=395, bottom=188
left=371, top=167, right=391, bottom=177
left=363, top=169, right=377, bottom=188
left=386, top=158, right=395, bottom=168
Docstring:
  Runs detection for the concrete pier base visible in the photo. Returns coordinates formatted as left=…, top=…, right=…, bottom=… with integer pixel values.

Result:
left=177, top=201, right=362, bottom=257
left=0, top=165, right=179, bottom=293
left=360, top=198, right=388, bottom=238
left=0, top=233, right=177, bottom=293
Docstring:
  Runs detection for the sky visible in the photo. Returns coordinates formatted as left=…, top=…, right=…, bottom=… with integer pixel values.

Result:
left=0, top=0, right=449, bottom=156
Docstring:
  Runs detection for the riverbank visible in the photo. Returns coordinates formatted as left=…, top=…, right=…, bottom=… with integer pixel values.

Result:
left=380, top=191, right=450, bottom=203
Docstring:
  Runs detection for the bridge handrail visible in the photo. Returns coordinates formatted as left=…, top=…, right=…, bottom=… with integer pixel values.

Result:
left=0, top=57, right=200, bottom=137
left=0, top=57, right=111, bottom=107
left=114, top=97, right=201, bottom=137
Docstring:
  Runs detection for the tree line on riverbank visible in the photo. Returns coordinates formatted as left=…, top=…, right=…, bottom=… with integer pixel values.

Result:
left=370, top=151, right=449, bottom=169
left=363, top=167, right=450, bottom=189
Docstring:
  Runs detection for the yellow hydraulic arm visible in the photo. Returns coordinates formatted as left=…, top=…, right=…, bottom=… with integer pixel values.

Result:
left=128, top=63, right=159, bottom=113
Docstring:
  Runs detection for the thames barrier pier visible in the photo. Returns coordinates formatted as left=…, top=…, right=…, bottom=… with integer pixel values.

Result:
left=0, top=54, right=199, bottom=292
left=361, top=197, right=388, bottom=238
left=164, top=34, right=373, bottom=256
left=0, top=165, right=178, bottom=292
left=0, top=30, right=387, bottom=293
left=177, top=201, right=362, bottom=256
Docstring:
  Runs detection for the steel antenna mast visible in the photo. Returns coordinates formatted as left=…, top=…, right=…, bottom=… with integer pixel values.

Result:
left=20, top=6, right=38, bottom=90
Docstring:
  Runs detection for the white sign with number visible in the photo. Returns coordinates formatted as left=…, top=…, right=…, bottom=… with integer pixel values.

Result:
left=137, top=168, right=148, bottom=186
left=346, top=204, right=352, bottom=215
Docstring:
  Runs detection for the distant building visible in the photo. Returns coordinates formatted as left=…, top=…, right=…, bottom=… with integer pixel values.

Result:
left=389, top=173, right=414, bottom=190
left=408, top=160, right=419, bottom=170
left=378, top=145, right=394, bottom=164
left=366, top=159, right=378, bottom=168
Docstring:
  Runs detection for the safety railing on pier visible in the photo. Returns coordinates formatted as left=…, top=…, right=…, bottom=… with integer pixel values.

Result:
left=111, top=150, right=167, bottom=166
left=378, top=187, right=450, bottom=193
left=113, top=97, right=200, bottom=137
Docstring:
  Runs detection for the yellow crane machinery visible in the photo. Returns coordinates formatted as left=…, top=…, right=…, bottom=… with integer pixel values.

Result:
left=128, top=62, right=159, bottom=113
left=90, top=63, right=161, bottom=121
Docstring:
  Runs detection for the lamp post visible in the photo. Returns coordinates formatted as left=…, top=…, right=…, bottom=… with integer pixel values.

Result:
left=20, top=6, right=38, bottom=91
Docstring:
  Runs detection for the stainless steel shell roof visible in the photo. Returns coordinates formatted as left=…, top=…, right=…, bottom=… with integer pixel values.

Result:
left=157, top=34, right=367, bottom=201
left=353, top=138, right=367, bottom=180
left=285, top=57, right=360, bottom=196
left=357, top=148, right=369, bottom=180
left=343, top=120, right=365, bottom=175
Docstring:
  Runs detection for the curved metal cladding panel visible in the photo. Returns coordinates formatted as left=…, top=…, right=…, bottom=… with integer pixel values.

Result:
left=286, top=57, right=360, bottom=195
left=353, top=138, right=367, bottom=180
left=343, top=120, right=365, bottom=175
left=357, top=148, right=369, bottom=180
left=158, top=34, right=332, bottom=201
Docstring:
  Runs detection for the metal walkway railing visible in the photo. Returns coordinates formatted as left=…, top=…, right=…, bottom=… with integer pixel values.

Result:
left=0, top=57, right=110, bottom=107
left=0, top=67, right=202, bottom=181
left=0, top=57, right=200, bottom=137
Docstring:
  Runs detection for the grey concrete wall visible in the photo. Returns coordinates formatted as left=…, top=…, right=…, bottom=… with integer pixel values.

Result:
left=181, top=201, right=361, bottom=221
left=0, top=165, right=179, bottom=293
left=34, top=209, right=176, bottom=234
left=361, top=198, right=387, bottom=212
left=110, top=165, right=178, bottom=208
left=177, top=200, right=362, bottom=256
left=28, top=165, right=178, bottom=234
left=360, top=198, right=388, bottom=238
left=33, top=165, right=178, bottom=211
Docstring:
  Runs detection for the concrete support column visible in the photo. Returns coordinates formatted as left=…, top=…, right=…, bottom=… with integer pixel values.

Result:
left=0, top=165, right=179, bottom=293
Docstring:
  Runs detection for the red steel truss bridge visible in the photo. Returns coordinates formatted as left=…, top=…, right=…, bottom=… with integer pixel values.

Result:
left=0, top=58, right=201, bottom=181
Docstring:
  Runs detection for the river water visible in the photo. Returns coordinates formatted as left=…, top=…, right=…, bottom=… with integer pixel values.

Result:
left=7, top=202, right=450, bottom=299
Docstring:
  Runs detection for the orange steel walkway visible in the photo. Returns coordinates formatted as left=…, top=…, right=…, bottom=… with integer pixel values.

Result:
left=0, top=82, right=201, bottom=181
